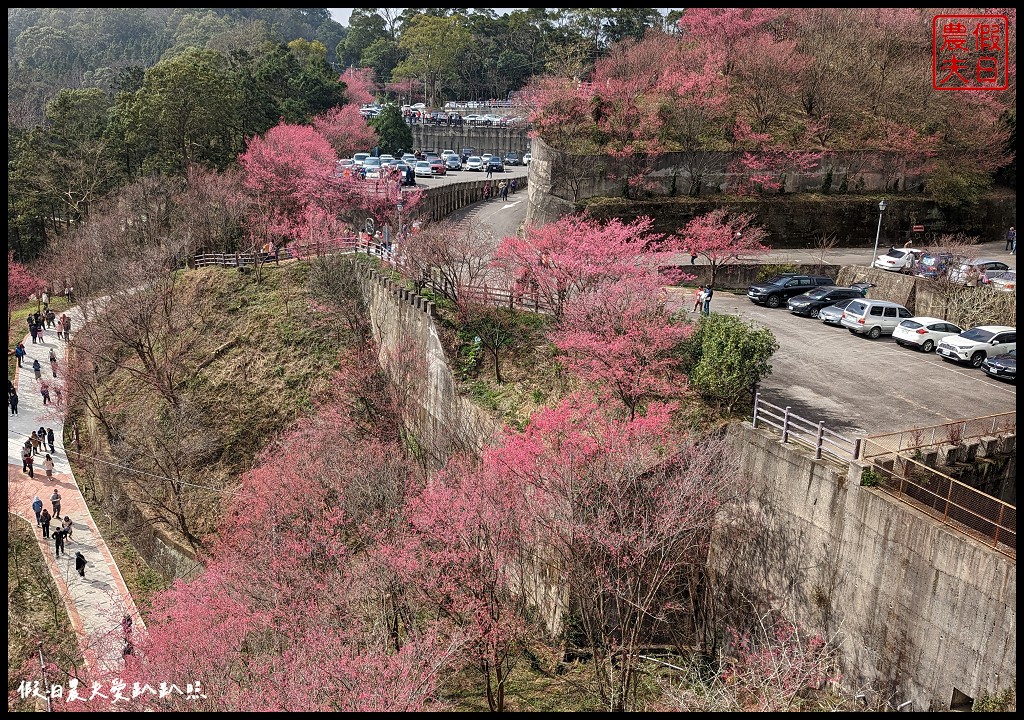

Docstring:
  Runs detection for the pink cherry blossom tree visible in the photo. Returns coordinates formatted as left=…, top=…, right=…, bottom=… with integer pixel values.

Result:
left=671, top=209, right=770, bottom=286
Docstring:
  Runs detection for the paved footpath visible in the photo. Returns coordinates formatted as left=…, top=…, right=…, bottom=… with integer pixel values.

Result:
left=8, top=306, right=144, bottom=675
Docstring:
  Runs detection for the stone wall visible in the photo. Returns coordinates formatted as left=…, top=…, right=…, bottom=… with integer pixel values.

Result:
left=422, top=176, right=527, bottom=222
left=525, top=137, right=1017, bottom=248
left=353, top=262, right=566, bottom=633
left=663, top=262, right=842, bottom=291
left=712, top=423, right=1016, bottom=711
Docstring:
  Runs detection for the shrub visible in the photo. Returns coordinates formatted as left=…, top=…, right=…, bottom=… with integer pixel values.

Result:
left=688, top=315, right=779, bottom=414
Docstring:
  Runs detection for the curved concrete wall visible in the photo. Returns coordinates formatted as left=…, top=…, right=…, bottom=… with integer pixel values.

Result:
left=421, top=176, right=528, bottom=222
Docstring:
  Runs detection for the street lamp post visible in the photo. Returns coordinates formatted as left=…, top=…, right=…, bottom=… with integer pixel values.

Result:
left=870, top=199, right=888, bottom=267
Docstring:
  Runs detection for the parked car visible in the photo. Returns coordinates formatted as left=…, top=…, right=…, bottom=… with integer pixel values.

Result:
left=840, top=299, right=913, bottom=338
left=892, top=317, right=964, bottom=353
left=482, top=113, right=503, bottom=125
left=439, top=149, right=456, bottom=159
left=873, top=247, right=924, bottom=273
left=786, top=286, right=867, bottom=318
left=982, top=348, right=1016, bottom=382
left=465, top=156, right=485, bottom=171
left=362, top=157, right=383, bottom=179
left=378, top=154, right=395, bottom=165
left=427, top=157, right=447, bottom=175
left=747, top=274, right=836, bottom=308
left=460, top=147, right=476, bottom=162
left=464, top=114, right=483, bottom=124
left=913, top=252, right=956, bottom=279
left=445, top=154, right=462, bottom=170
left=485, top=158, right=505, bottom=173
left=818, top=297, right=863, bottom=326
left=414, top=160, right=433, bottom=178
left=503, top=151, right=520, bottom=166
left=352, top=152, right=370, bottom=167
left=522, top=152, right=532, bottom=166
left=401, top=153, right=418, bottom=165
left=946, top=258, right=1011, bottom=284
left=936, top=325, right=1017, bottom=368
left=480, top=153, right=494, bottom=164
left=988, top=270, right=1017, bottom=292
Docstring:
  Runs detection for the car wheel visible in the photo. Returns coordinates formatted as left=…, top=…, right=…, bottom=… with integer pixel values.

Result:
left=970, top=351, right=985, bottom=368
left=921, top=339, right=935, bottom=353
left=809, top=307, right=820, bottom=318
left=868, top=326, right=881, bottom=339
left=766, top=295, right=781, bottom=308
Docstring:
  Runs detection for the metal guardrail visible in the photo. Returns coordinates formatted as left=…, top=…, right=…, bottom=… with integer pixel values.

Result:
left=860, top=413, right=1016, bottom=460
left=866, top=453, right=1016, bottom=559
left=751, top=393, right=860, bottom=463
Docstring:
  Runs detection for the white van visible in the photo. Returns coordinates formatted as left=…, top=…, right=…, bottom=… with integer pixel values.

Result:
left=840, top=299, right=913, bottom=339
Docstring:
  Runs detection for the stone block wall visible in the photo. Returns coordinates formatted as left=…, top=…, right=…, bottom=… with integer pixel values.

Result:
left=712, top=423, right=1016, bottom=711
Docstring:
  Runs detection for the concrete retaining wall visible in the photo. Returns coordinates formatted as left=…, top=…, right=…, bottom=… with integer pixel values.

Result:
left=422, top=176, right=527, bottom=222
left=712, top=423, right=1016, bottom=711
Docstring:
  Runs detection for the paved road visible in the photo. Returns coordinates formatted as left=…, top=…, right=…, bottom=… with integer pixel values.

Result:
left=8, top=313, right=144, bottom=675
left=665, top=289, right=1016, bottom=436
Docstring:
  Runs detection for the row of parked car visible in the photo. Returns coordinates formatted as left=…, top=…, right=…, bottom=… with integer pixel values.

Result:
left=746, top=273, right=1016, bottom=381
left=872, top=247, right=1015, bottom=290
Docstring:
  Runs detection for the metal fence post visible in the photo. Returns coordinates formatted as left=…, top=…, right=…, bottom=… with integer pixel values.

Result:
left=815, top=421, right=824, bottom=459
left=752, top=392, right=760, bottom=428
left=782, top=406, right=791, bottom=443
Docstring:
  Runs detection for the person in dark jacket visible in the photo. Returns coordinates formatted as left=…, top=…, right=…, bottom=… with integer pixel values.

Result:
left=75, top=551, right=87, bottom=578
left=40, top=508, right=52, bottom=539
left=53, top=527, right=66, bottom=558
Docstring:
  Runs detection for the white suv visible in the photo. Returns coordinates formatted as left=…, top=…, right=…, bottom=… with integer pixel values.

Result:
left=936, top=325, right=1016, bottom=368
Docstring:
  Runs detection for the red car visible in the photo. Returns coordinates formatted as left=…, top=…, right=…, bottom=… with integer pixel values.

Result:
left=426, top=156, right=447, bottom=176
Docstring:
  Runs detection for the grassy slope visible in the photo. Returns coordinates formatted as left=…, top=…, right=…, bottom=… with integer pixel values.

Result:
left=7, top=514, right=82, bottom=711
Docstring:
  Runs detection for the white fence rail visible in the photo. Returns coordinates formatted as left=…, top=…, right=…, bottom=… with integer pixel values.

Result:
left=752, top=393, right=860, bottom=463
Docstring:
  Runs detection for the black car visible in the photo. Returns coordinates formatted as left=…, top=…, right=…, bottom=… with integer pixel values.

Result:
left=982, top=349, right=1016, bottom=383
left=786, top=285, right=868, bottom=318
left=486, top=158, right=505, bottom=173
left=503, top=152, right=520, bottom=166
left=747, top=274, right=835, bottom=308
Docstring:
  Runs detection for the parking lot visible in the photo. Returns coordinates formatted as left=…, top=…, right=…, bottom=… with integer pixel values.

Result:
left=668, top=289, right=1017, bottom=436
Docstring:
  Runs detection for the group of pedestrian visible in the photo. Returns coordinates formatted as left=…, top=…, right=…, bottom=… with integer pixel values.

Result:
left=30, top=494, right=85, bottom=575
left=691, top=285, right=714, bottom=316
left=481, top=178, right=517, bottom=202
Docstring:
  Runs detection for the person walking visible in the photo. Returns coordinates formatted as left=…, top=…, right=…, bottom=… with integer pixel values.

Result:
left=44, top=454, right=55, bottom=480
left=486, top=163, right=494, bottom=179
left=499, top=179, right=509, bottom=201
left=62, top=516, right=74, bottom=542
left=47, top=428, right=56, bottom=453
left=1005, top=226, right=1016, bottom=252
left=29, top=321, right=39, bottom=344
left=510, top=177, right=518, bottom=194
left=9, top=388, right=18, bottom=416
left=53, top=527, right=66, bottom=559
left=31, top=431, right=42, bottom=455
left=40, top=508, right=52, bottom=538
left=75, top=551, right=87, bottom=578
left=15, top=342, right=26, bottom=367
left=49, top=348, right=58, bottom=377
left=32, top=358, right=42, bottom=380
left=32, top=496, right=43, bottom=527
left=702, top=285, right=714, bottom=316
left=482, top=180, right=491, bottom=200
left=45, top=308, right=56, bottom=328
left=692, top=286, right=705, bottom=313
left=62, top=315, right=71, bottom=341
left=40, top=381, right=51, bottom=406
left=51, top=488, right=62, bottom=517
left=690, top=249, right=698, bottom=265
left=55, top=316, right=64, bottom=339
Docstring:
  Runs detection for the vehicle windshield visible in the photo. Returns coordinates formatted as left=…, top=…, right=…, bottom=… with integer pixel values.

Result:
left=885, top=249, right=907, bottom=258
left=766, top=276, right=795, bottom=286
left=900, top=320, right=923, bottom=329
left=960, top=328, right=995, bottom=342
left=806, top=288, right=831, bottom=299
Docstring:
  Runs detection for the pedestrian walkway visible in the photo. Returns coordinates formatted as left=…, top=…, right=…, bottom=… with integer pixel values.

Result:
left=8, top=307, right=143, bottom=674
